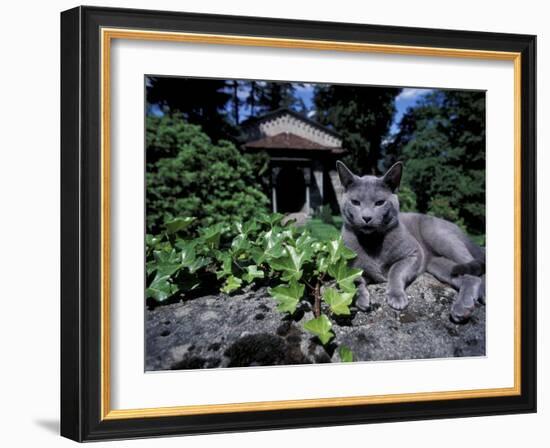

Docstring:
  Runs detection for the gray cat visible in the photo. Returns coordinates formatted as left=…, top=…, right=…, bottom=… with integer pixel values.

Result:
left=336, top=161, right=485, bottom=323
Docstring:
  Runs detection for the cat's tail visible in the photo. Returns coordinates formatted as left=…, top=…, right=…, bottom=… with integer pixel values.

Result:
left=451, top=259, right=485, bottom=277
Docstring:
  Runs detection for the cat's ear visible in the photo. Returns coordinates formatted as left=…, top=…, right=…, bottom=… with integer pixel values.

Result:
left=382, top=162, right=403, bottom=192
left=336, top=161, right=358, bottom=189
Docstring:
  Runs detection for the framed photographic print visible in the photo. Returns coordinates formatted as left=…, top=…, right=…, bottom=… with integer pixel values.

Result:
left=60, top=6, right=537, bottom=442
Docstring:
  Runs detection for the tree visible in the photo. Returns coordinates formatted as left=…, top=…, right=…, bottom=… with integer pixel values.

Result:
left=146, top=113, right=270, bottom=233
left=255, top=81, right=303, bottom=112
left=146, top=76, right=236, bottom=141
left=229, top=79, right=241, bottom=125
left=245, top=80, right=259, bottom=116
left=314, top=85, right=401, bottom=174
left=387, top=90, right=486, bottom=237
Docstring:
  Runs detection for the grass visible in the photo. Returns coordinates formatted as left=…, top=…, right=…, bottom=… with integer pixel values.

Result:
left=305, top=217, right=342, bottom=240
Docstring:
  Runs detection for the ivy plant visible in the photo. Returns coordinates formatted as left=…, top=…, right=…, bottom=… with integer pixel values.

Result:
left=146, top=214, right=362, bottom=358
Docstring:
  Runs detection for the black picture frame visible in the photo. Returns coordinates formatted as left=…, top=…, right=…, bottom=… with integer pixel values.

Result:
left=61, top=5, right=536, bottom=442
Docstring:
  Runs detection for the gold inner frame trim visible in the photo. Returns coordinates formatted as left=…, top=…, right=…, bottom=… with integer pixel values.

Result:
left=100, top=27, right=522, bottom=421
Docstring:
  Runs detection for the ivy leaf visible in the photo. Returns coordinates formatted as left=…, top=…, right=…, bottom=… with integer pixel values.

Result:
left=154, top=262, right=181, bottom=278
left=265, top=241, right=285, bottom=259
left=179, top=243, right=196, bottom=265
left=267, top=245, right=306, bottom=282
left=165, top=217, right=195, bottom=234
left=221, top=275, right=242, bottom=294
left=295, top=232, right=314, bottom=251
left=258, top=213, right=284, bottom=228
left=295, top=233, right=315, bottom=261
left=200, top=223, right=226, bottom=249
left=146, top=260, right=157, bottom=276
left=323, top=287, right=354, bottom=315
left=146, top=275, right=177, bottom=302
left=186, top=257, right=209, bottom=274
left=231, top=234, right=250, bottom=255
left=263, top=229, right=283, bottom=250
left=145, top=234, right=161, bottom=249
left=237, top=219, right=258, bottom=236
left=243, top=265, right=264, bottom=283
left=316, top=255, right=330, bottom=274
left=153, top=249, right=181, bottom=277
left=338, top=345, right=354, bottom=362
left=327, top=237, right=357, bottom=264
left=215, top=252, right=233, bottom=280
left=268, top=281, right=304, bottom=314
left=249, top=247, right=267, bottom=265
left=303, top=315, right=334, bottom=345
left=328, top=259, right=363, bottom=293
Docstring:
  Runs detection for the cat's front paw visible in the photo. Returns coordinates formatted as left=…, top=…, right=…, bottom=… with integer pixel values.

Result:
left=450, top=299, right=475, bottom=324
left=386, top=291, right=409, bottom=310
left=355, top=287, right=371, bottom=311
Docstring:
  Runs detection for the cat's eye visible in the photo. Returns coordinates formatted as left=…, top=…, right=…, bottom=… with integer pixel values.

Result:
left=375, top=200, right=386, bottom=206
left=351, top=199, right=360, bottom=206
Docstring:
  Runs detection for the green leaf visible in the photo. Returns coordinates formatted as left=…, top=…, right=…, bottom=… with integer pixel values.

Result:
left=200, top=223, right=226, bottom=249
left=236, top=219, right=258, bottom=236
left=146, top=261, right=157, bottom=276
left=249, top=247, right=267, bottom=265
left=323, top=287, right=354, bottom=315
left=263, top=229, right=282, bottom=250
left=153, top=249, right=182, bottom=277
left=146, top=275, right=177, bottom=302
left=145, top=234, right=161, bottom=249
left=231, top=234, right=250, bottom=255
left=295, top=232, right=313, bottom=250
left=221, top=275, right=242, bottom=294
left=243, top=265, right=264, bottom=283
left=338, top=345, right=354, bottom=362
left=215, top=252, right=233, bottom=280
left=327, top=237, right=357, bottom=264
left=179, top=243, right=197, bottom=266
left=267, top=245, right=306, bottom=282
left=327, top=259, right=363, bottom=293
left=165, top=217, right=195, bottom=234
left=303, top=315, right=334, bottom=345
left=316, top=256, right=330, bottom=274
left=186, top=257, right=209, bottom=274
left=294, top=233, right=315, bottom=260
left=268, top=281, right=304, bottom=314
left=264, top=241, right=285, bottom=259
left=258, top=213, right=284, bottom=228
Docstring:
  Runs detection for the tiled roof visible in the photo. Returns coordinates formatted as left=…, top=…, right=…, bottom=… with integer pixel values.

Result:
left=243, top=132, right=346, bottom=153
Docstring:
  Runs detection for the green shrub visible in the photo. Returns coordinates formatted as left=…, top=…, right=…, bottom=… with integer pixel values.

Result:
left=397, top=184, right=417, bottom=212
left=146, top=114, right=269, bottom=233
left=427, top=196, right=464, bottom=227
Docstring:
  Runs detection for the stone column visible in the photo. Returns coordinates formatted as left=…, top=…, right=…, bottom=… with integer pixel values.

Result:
left=303, top=166, right=312, bottom=216
left=271, top=167, right=281, bottom=213
left=312, top=161, right=324, bottom=203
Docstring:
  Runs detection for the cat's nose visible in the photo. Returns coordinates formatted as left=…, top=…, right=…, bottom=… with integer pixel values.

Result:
left=362, top=216, right=372, bottom=224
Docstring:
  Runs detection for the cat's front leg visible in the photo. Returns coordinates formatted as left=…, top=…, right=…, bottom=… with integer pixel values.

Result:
left=386, top=255, right=422, bottom=310
left=355, top=275, right=370, bottom=311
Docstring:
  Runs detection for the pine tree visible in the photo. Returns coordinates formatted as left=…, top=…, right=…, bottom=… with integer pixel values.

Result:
left=314, top=85, right=400, bottom=174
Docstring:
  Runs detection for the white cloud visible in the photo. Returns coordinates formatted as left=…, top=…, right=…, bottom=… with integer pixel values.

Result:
left=395, top=88, right=433, bottom=101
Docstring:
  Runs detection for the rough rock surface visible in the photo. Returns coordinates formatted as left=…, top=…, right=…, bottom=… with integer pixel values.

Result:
left=145, top=274, right=485, bottom=371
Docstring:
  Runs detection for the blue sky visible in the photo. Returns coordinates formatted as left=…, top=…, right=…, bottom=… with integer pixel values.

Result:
left=390, top=88, right=434, bottom=134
